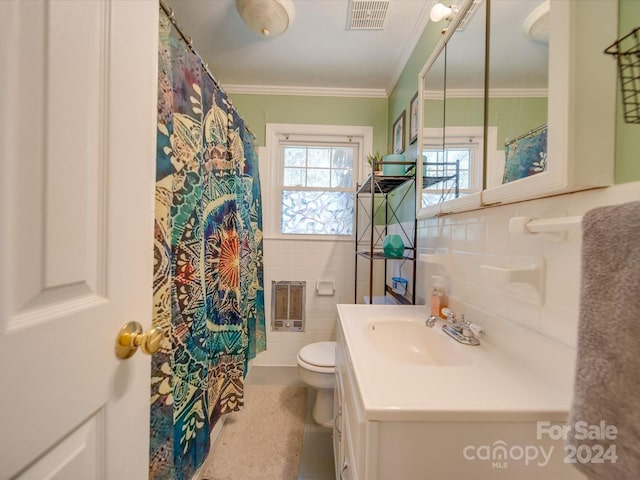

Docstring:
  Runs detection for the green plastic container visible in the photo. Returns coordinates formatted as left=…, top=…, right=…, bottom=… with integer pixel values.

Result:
left=382, top=154, right=406, bottom=176
left=382, top=235, right=405, bottom=258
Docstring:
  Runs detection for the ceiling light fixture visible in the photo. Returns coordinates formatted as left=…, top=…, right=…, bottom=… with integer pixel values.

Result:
left=236, top=0, right=295, bottom=38
left=429, top=3, right=459, bottom=22
left=523, top=0, right=550, bottom=44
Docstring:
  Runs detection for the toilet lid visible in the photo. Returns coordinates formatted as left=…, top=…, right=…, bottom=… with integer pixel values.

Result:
left=299, top=341, right=336, bottom=367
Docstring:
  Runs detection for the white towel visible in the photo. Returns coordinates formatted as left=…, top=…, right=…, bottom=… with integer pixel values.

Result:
left=567, top=200, right=640, bottom=479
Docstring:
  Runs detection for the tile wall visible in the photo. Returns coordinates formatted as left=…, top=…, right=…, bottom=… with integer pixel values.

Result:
left=416, top=181, right=640, bottom=350
left=253, top=238, right=354, bottom=365
left=253, top=181, right=640, bottom=366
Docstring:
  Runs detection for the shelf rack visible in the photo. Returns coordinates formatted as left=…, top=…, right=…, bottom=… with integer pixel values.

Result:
left=354, top=166, right=417, bottom=305
left=354, top=161, right=462, bottom=305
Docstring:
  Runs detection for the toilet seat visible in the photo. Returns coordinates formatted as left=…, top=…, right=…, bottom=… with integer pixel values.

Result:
left=297, top=341, right=336, bottom=374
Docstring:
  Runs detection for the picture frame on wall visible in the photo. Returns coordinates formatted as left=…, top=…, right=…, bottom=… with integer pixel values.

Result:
left=409, top=91, right=419, bottom=144
left=393, top=110, right=406, bottom=154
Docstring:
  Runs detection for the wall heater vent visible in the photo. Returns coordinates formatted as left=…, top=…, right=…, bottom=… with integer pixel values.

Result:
left=271, top=281, right=306, bottom=332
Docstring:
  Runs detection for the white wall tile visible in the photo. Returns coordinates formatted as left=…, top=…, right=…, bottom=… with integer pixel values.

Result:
left=257, top=236, right=353, bottom=366
left=257, top=182, right=640, bottom=366
left=465, top=221, right=486, bottom=253
left=544, top=239, right=581, bottom=311
left=414, top=182, right=640, bottom=354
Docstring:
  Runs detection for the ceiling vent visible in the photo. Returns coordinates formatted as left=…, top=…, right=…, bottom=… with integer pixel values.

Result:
left=346, top=0, right=390, bottom=30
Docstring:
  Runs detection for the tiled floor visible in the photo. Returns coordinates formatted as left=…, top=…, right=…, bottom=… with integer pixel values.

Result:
left=246, top=366, right=335, bottom=480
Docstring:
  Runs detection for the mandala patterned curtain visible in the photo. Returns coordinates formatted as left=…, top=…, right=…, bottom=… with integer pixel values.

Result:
left=150, top=9, right=266, bottom=480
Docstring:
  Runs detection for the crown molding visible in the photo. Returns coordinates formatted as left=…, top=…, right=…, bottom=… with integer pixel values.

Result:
left=424, top=87, right=548, bottom=99
left=223, top=83, right=388, bottom=98
left=488, top=87, right=548, bottom=98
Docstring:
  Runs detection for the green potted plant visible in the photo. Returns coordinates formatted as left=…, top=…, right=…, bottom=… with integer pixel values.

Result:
left=366, top=151, right=384, bottom=175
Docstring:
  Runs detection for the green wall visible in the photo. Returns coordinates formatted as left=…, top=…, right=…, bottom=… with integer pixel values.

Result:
left=486, top=97, right=548, bottom=149
left=388, top=20, right=444, bottom=163
left=389, top=0, right=640, bottom=185
left=228, top=93, right=388, bottom=154
left=446, top=97, right=485, bottom=128
left=228, top=0, right=639, bottom=197
left=615, top=0, right=640, bottom=183
left=385, top=21, right=447, bottom=224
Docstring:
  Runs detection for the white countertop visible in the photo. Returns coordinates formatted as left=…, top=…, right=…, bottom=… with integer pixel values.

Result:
left=336, top=304, right=576, bottom=423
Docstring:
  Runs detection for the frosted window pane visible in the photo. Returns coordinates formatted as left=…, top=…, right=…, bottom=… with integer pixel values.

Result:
left=308, top=148, right=330, bottom=167
left=332, top=148, right=353, bottom=168
left=284, top=147, right=306, bottom=167
left=284, top=167, right=305, bottom=186
left=332, top=169, right=352, bottom=188
left=281, top=191, right=354, bottom=235
left=307, top=168, right=331, bottom=187
left=280, top=143, right=356, bottom=236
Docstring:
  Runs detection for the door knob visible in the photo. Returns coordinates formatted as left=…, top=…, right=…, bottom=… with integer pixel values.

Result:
left=115, top=322, right=164, bottom=359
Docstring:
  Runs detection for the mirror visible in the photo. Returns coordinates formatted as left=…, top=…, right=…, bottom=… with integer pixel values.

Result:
left=418, top=0, right=487, bottom=217
left=418, top=0, right=615, bottom=216
left=420, top=45, right=446, bottom=210
left=440, top=0, right=487, bottom=213
left=485, top=0, right=549, bottom=190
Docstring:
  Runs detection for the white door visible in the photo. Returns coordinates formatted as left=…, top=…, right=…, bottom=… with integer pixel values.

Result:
left=0, top=1, right=158, bottom=479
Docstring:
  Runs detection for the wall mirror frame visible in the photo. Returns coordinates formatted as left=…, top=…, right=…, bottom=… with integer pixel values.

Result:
left=417, top=0, right=487, bottom=218
left=417, top=0, right=618, bottom=219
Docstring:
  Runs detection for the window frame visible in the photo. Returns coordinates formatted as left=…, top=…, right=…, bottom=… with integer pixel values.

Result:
left=280, top=141, right=358, bottom=236
left=421, top=126, right=484, bottom=208
left=265, top=123, right=373, bottom=241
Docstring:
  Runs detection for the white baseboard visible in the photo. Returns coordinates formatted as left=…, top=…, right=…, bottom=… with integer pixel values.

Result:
left=191, top=415, right=228, bottom=480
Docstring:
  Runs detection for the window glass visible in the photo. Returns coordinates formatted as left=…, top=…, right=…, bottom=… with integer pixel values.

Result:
left=280, top=144, right=356, bottom=236
left=422, top=143, right=478, bottom=208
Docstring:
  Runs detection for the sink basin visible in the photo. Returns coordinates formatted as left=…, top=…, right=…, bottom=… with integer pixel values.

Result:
left=367, top=319, right=470, bottom=366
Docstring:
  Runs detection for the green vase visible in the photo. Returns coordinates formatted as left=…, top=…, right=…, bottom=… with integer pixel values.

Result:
left=382, top=235, right=405, bottom=258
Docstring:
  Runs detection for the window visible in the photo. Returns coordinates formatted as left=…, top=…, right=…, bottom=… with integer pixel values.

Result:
left=265, top=123, right=372, bottom=239
left=421, top=129, right=483, bottom=208
left=280, top=142, right=357, bottom=235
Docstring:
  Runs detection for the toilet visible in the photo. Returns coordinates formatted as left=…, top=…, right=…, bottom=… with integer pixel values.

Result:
left=296, top=341, right=336, bottom=428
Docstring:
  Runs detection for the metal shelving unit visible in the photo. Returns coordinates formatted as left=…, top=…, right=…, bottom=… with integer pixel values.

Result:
left=354, top=161, right=460, bottom=305
left=354, top=165, right=417, bottom=305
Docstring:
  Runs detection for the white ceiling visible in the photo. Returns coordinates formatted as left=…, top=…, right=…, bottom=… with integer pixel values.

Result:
left=163, top=0, right=548, bottom=97
left=164, top=0, right=435, bottom=96
left=426, top=0, right=548, bottom=91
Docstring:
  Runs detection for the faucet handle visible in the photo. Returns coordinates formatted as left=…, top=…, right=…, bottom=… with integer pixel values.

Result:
left=441, top=307, right=456, bottom=323
left=459, top=314, right=486, bottom=339
left=468, top=322, right=486, bottom=338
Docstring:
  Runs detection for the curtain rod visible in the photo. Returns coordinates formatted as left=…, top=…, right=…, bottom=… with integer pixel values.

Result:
left=158, top=0, right=254, bottom=137
left=505, top=122, right=547, bottom=146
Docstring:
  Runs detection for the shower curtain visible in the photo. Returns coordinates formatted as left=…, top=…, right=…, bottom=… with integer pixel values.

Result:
left=150, top=9, right=266, bottom=480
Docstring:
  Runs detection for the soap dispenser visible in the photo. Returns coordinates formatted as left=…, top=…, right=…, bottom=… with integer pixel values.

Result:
left=430, top=275, right=448, bottom=319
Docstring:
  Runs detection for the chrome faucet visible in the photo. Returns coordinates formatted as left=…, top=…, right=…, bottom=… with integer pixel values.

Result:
left=427, top=307, right=485, bottom=346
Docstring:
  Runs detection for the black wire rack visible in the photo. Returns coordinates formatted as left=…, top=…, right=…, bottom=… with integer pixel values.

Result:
left=605, top=26, right=640, bottom=124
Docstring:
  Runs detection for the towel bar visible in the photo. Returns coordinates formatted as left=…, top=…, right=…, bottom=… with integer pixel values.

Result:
left=524, top=216, right=582, bottom=233
left=509, top=215, right=582, bottom=241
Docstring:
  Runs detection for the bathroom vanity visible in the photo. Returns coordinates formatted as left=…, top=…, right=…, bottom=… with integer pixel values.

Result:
left=334, top=304, right=585, bottom=479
